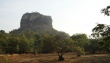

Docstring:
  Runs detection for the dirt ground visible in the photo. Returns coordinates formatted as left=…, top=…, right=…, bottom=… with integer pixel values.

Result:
left=0, top=53, right=110, bottom=63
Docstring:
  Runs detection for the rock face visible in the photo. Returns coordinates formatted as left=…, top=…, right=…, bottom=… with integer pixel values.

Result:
left=10, top=12, right=59, bottom=34
left=20, top=12, right=53, bottom=31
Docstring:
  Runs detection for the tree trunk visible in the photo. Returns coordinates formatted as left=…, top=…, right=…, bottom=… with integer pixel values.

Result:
left=58, top=52, right=64, bottom=61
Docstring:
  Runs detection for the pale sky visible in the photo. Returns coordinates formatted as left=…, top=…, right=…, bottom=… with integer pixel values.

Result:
left=0, top=0, right=110, bottom=36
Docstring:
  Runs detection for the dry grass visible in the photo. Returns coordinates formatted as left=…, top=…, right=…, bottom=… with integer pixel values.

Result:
left=0, top=53, right=110, bottom=63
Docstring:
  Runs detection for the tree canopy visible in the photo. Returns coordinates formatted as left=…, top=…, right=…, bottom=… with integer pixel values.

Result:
left=91, top=5, right=110, bottom=52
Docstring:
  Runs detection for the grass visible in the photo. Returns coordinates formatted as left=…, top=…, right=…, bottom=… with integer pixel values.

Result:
left=0, top=53, right=110, bottom=63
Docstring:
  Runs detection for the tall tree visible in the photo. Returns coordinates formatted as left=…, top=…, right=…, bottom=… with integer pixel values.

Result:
left=92, top=24, right=110, bottom=52
left=92, top=5, right=110, bottom=52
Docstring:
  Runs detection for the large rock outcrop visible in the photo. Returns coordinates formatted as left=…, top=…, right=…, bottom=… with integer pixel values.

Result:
left=10, top=12, right=55, bottom=34
left=10, top=12, right=69, bottom=37
left=20, top=12, right=53, bottom=31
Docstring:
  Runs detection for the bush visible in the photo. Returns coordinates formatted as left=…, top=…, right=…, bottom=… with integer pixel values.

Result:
left=75, top=47, right=85, bottom=57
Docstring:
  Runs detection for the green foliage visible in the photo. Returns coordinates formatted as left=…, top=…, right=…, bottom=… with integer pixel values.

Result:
left=0, top=30, right=82, bottom=54
left=86, top=39, right=100, bottom=53
left=52, top=32, right=74, bottom=53
left=37, top=32, right=74, bottom=53
left=71, top=33, right=89, bottom=48
left=101, top=37, right=110, bottom=52
left=91, top=5, right=110, bottom=52
left=33, top=34, right=42, bottom=53
left=6, top=37, right=19, bottom=54
left=18, top=34, right=32, bottom=53
left=0, top=30, right=8, bottom=53
left=41, top=34, right=55, bottom=53
left=91, top=24, right=107, bottom=38
left=101, top=6, right=110, bottom=16
left=91, top=23, right=110, bottom=52
left=75, top=46, right=85, bottom=55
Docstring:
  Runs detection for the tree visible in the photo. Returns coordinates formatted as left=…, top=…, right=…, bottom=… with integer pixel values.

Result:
left=91, top=5, right=110, bottom=52
left=70, top=33, right=89, bottom=56
left=6, top=36, right=19, bottom=54
left=18, top=34, right=32, bottom=53
left=38, top=32, right=74, bottom=61
left=71, top=33, right=89, bottom=48
left=33, top=34, right=43, bottom=53
left=53, top=33, right=74, bottom=61
left=91, top=24, right=108, bottom=38
left=101, top=5, right=110, bottom=16
left=0, top=30, right=8, bottom=54
left=92, top=24, right=110, bottom=52
left=87, top=39, right=100, bottom=53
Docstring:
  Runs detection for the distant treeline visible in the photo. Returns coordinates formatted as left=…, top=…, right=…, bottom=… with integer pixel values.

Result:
left=0, top=30, right=108, bottom=55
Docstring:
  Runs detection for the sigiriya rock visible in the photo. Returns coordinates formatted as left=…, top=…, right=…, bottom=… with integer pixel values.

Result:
left=20, top=12, right=53, bottom=30
left=10, top=12, right=56, bottom=34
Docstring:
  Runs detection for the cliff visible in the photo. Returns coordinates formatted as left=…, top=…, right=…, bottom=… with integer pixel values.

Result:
left=10, top=12, right=55, bottom=34
left=20, top=12, right=53, bottom=31
left=9, top=12, right=69, bottom=37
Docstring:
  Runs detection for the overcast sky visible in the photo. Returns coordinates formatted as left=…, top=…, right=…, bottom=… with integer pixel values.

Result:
left=0, top=0, right=110, bottom=36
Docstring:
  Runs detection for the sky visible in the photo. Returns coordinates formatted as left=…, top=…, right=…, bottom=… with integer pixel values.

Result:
left=0, top=0, right=110, bottom=36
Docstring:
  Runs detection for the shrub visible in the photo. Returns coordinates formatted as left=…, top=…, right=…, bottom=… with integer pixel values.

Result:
left=75, top=47, right=85, bottom=57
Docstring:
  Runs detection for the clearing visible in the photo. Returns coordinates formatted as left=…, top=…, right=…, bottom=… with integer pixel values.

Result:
left=0, top=53, right=110, bottom=63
